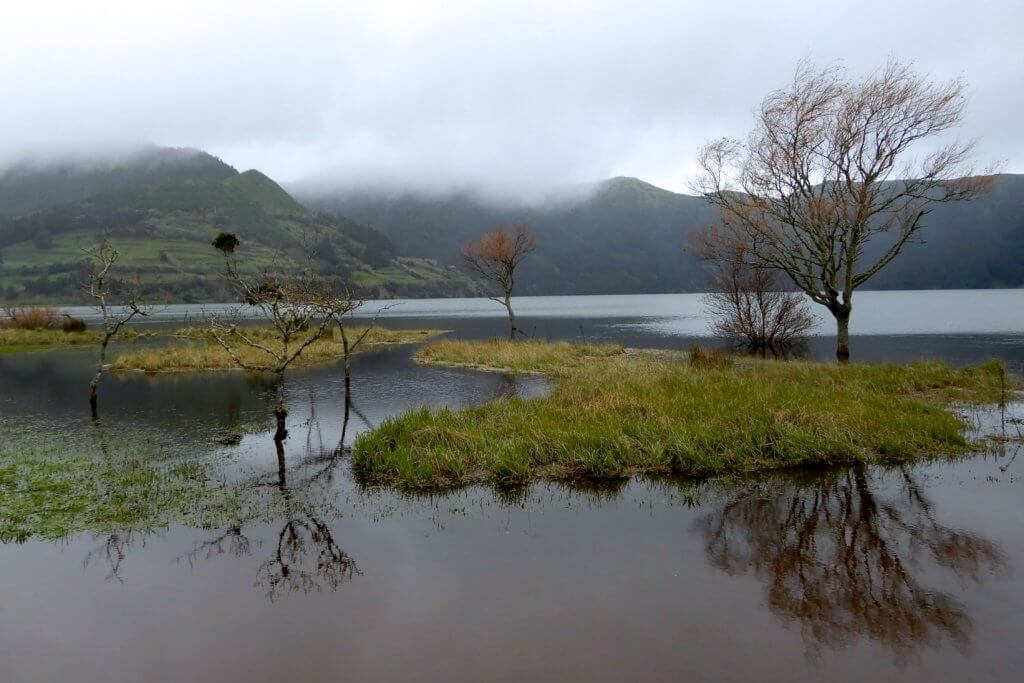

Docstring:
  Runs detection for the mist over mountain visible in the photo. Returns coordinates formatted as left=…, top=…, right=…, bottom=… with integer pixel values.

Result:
left=0, top=146, right=236, bottom=217
left=0, top=147, right=471, bottom=303
left=296, top=174, right=1024, bottom=295
left=294, top=177, right=716, bottom=295
left=0, top=144, right=1020, bottom=304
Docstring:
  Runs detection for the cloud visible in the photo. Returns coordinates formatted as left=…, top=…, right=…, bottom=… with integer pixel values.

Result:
left=2, top=0, right=1021, bottom=195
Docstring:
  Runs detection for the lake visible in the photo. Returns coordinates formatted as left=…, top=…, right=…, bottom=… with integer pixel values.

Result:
left=1, top=290, right=1022, bottom=682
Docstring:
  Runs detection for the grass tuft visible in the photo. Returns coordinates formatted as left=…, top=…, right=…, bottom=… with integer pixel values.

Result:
left=415, top=338, right=625, bottom=374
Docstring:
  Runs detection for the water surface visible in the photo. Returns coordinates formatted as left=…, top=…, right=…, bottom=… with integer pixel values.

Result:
left=2, top=290, right=1023, bottom=682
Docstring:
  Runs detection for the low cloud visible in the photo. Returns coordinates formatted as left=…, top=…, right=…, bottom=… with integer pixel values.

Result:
left=2, top=0, right=1021, bottom=196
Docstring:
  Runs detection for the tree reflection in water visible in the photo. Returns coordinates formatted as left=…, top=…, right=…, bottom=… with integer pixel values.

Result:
left=84, top=531, right=159, bottom=582
left=695, top=465, right=1007, bottom=661
left=254, top=439, right=361, bottom=600
left=173, top=434, right=360, bottom=601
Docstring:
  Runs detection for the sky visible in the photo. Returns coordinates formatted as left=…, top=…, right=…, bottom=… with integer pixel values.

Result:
left=1, top=0, right=1022, bottom=197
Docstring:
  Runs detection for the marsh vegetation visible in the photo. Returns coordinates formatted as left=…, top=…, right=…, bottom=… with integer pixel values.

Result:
left=354, top=339, right=1010, bottom=488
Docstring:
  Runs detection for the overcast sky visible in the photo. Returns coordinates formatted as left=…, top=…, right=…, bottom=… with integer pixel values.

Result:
left=1, top=0, right=1021, bottom=196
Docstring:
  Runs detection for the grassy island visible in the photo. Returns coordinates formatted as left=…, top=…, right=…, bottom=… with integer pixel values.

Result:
left=109, top=326, right=444, bottom=373
left=353, top=339, right=1010, bottom=489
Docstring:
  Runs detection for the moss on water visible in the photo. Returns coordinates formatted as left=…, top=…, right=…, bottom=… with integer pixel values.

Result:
left=0, top=447, right=250, bottom=543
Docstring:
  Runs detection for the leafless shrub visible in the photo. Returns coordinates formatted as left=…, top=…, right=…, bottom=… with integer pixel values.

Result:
left=704, top=260, right=816, bottom=354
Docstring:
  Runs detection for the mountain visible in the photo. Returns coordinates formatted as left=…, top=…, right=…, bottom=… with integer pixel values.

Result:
left=0, top=146, right=237, bottom=217
left=0, top=148, right=473, bottom=303
left=296, top=177, right=718, bottom=295
left=295, top=174, right=1024, bottom=294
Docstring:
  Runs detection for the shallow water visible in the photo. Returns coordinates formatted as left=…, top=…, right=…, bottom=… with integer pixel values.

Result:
left=2, top=291, right=1023, bottom=682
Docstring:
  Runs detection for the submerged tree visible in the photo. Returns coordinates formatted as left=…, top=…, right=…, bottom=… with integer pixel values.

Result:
left=461, top=224, right=537, bottom=339
left=693, top=59, right=993, bottom=360
left=83, top=239, right=149, bottom=418
left=697, top=233, right=816, bottom=354
left=209, top=234, right=356, bottom=440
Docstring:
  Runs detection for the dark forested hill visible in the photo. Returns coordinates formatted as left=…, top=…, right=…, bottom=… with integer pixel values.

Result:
left=0, top=148, right=472, bottom=303
left=296, top=174, right=1024, bottom=294
left=298, top=177, right=718, bottom=295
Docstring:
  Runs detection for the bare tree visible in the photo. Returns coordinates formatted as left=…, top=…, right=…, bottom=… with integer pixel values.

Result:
left=461, top=223, right=537, bottom=339
left=83, top=239, right=150, bottom=418
left=328, top=304, right=404, bottom=449
left=210, top=234, right=357, bottom=440
left=694, top=59, right=994, bottom=360
left=697, top=234, right=816, bottom=354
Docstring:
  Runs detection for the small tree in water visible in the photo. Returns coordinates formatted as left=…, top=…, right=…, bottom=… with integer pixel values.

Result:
left=693, top=59, right=993, bottom=361
left=210, top=234, right=357, bottom=441
left=697, top=233, right=816, bottom=355
left=461, top=224, right=537, bottom=339
left=83, top=239, right=150, bottom=418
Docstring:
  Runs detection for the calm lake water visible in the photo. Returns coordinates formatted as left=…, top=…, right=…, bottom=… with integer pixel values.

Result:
left=2, top=290, right=1023, bottom=682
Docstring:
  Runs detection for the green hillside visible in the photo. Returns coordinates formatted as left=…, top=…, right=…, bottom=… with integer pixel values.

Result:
left=296, top=174, right=1024, bottom=294
left=0, top=148, right=473, bottom=303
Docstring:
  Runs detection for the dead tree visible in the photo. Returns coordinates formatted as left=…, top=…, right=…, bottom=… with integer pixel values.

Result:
left=697, top=234, right=816, bottom=354
left=327, top=303, right=403, bottom=448
left=83, top=239, right=149, bottom=418
left=694, top=59, right=993, bottom=361
left=461, top=224, right=537, bottom=339
left=210, top=234, right=356, bottom=441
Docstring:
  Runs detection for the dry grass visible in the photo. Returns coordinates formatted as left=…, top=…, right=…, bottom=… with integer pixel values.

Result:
left=0, top=327, right=104, bottom=353
left=354, top=341, right=1009, bottom=489
left=2, top=306, right=59, bottom=330
left=416, top=338, right=626, bottom=374
left=109, top=326, right=444, bottom=373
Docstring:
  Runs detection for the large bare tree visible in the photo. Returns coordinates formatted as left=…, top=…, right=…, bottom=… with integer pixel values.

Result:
left=694, top=59, right=993, bottom=360
left=83, top=239, right=150, bottom=418
left=461, top=223, right=537, bottom=339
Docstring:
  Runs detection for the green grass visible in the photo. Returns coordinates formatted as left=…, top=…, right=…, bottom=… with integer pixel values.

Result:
left=352, top=339, right=1009, bottom=489
left=109, top=326, right=444, bottom=372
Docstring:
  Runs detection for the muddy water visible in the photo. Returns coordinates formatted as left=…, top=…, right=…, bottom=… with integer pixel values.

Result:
left=1, top=292, right=1023, bottom=682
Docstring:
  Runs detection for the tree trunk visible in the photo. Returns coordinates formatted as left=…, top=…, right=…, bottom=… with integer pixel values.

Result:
left=505, top=293, right=517, bottom=340
left=835, top=310, right=851, bottom=362
left=89, top=336, right=109, bottom=418
left=273, top=375, right=288, bottom=441
left=275, top=437, right=287, bottom=490
left=89, top=382, right=99, bottom=419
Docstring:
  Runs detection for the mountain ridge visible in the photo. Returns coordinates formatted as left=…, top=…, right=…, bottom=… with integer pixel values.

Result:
left=0, top=147, right=474, bottom=303
left=295, top=172, right=1024, bottom=294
